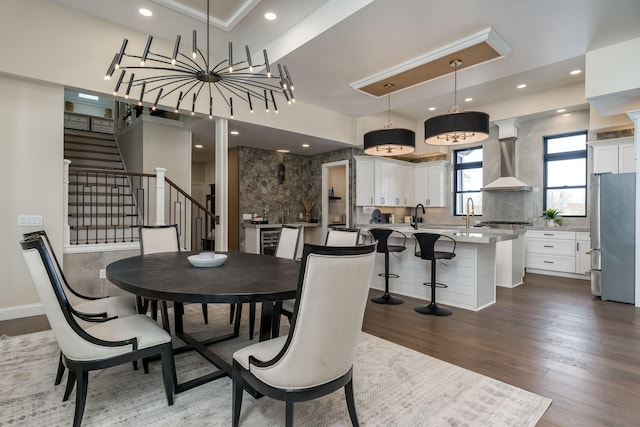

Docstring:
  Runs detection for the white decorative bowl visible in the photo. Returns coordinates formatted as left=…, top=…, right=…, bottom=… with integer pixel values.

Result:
left=188, top=254, right=227, bottom=268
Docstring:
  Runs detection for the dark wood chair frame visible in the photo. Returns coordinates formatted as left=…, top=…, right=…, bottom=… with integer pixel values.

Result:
left=22, top=230, right=138, bottom=385
left=138, top=224, right=210, bottom=324
left=232, top=243, right=376, bottom=427
left=21, top=234, right=174, bottom=427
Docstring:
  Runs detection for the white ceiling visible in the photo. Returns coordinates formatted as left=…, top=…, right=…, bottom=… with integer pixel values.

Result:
left=51, top=0, right=640, bottom=160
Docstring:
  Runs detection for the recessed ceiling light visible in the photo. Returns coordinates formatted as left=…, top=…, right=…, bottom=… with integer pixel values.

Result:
left=517, top=84, right=527, bottom=89
left=428, top=107, right=436, bottom=111
left=276, top=149, right=289, bottom=153
left=139, top=8, right=152, bottom=17
left=264, top=12, right=277, bottom=21
left=562, top=113, right=571, bottom=117
left=230, top=131, right=239, bottom=135
left=556, top=108, right=566, bottom=113
left=570, top=69, right=582, bottom=75
left=302, top=144, right=310, bottom=148
left=194, top=144, right=203, bottom=148
left=464, top=97, right=473, bottom=102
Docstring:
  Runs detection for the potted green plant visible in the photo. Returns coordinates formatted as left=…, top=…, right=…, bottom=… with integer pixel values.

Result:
left=542, top=208, right=562, bottom=227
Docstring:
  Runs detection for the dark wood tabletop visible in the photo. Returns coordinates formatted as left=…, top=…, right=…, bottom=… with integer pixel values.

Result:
left=106, top=251, right=300, bottom=304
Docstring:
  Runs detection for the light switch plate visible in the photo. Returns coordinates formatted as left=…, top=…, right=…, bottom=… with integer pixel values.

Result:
left=18, top=215, right=43, bottom=226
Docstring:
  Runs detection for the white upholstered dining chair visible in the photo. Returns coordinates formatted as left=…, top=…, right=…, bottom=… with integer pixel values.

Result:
left=139, top=224, right=210, bottom=324
left=325, top=227, right=361, bottom=246
left=20, top=233, right=175, bottom=427
left=232, top=243, right=376, bottom=427
left=23, top=230, right=138, bottom=385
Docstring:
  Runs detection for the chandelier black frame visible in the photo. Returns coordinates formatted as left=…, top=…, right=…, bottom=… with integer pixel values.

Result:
left=363, top=83, right=416, bottom=156
left=424, top=59, right=489, bottom=145
left=104, top=1, right=295, bottom=119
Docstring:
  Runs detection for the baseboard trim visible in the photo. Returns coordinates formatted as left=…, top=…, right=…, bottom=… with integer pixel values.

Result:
left=0, top=303, right=45, bottom=321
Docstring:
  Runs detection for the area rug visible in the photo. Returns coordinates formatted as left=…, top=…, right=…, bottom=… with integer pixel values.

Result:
left=0, top=305, right=551, bottom=426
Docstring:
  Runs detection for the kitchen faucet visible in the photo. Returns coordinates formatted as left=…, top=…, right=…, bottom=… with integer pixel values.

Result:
left=413, top=204, right=425, bottom=230
left=465, top=198, right=475, bottom=229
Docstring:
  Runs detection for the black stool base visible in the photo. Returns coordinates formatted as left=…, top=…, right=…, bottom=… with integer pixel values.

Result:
left=371, top=293, right=404, bottom=305
left=415, top=302, right=452, bottom=316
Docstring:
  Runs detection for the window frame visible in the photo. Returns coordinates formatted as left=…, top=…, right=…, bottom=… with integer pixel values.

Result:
left=453, top=145, right=483, bottom=216
left=542, top=130, right=588, bottom=217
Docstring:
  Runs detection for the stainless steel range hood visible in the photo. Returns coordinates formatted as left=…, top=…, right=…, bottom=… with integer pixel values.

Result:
left=481, top=120, right=532, bottom=192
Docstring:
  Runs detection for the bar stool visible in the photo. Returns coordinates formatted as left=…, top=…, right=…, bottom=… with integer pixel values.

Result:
left=412, top=232, right=456, bottom=316
left=368, top=228, right=406, bottom=305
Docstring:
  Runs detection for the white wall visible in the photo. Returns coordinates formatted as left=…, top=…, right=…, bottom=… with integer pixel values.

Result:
left=0, top=74, right=64, bottom=316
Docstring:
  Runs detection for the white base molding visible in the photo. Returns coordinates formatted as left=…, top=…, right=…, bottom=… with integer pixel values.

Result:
left=0, top=303, right=45, bottom=321
left=525, top=268, right=590, bottom=281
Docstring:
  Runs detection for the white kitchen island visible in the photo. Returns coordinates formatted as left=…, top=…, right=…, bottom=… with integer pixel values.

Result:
left=361, top=226, right=519, bottom=311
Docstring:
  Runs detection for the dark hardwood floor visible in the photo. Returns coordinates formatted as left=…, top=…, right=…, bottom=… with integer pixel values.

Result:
left=363, top=273, right=640, bottom=427
left=2, top=273, right=639, bottom=426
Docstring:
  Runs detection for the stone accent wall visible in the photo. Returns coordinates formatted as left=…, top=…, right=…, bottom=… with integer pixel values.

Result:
left=237, top=146, right=360, bottom=251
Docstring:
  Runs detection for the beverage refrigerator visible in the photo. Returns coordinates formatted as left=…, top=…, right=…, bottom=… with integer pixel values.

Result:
left=590, top=172, right=636, bottom=303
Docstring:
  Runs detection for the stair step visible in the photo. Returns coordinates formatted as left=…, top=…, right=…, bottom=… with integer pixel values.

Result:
left=67, top=164, right=125, bottom=171
left=64, top=129, right=116, bottom=141
left=65, top=147, right=120, bottom=156
left=65, top=154, right=122, bottom=163
left=68, top=202, right=135, bottom=207
left=69, top=213, right=138, bottom=218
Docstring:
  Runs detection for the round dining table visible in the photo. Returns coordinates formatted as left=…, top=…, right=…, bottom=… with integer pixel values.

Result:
left=106, top=251, right=300, bottom=394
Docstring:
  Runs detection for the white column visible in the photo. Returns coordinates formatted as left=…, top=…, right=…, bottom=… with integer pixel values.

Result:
left=625, top=109, right=640, bottom=308
left=63, top=159, right=71, bottom=246
left=155, top=167, right=167, bottom=225
left=215, top=118, right=229, bottom=252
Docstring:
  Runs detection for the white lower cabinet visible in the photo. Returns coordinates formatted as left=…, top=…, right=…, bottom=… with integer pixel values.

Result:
left=525, top=230, right=576, bottom=274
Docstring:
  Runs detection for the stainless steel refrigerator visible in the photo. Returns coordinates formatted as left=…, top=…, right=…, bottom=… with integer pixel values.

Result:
left=590, top=172, right=636, bottom=303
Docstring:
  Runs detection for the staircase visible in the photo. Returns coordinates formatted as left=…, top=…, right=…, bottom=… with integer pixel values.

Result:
left=64, top=129, right=140, bottom=244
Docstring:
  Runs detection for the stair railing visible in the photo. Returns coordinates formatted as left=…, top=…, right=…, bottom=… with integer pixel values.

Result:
left=64, top=162, right=216, bottom=251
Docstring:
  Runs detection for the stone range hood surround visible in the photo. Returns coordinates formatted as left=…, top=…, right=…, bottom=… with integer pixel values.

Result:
left=482, top=119, right=532, bottom=192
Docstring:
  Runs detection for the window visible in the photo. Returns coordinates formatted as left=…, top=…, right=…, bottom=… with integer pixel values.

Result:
left=453, top=146, right=483, bottom=215
left=543, top=131, right=587, bottom=216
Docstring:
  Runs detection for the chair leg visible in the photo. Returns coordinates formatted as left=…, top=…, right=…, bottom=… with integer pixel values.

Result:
left=55, top=352, right=65, bottom=385
left=201, top=303, right=208, bottom=324
left=232, top=370, right=244, bottom=427
left=151, top=300, right=158, bottom=321
left=143, top=358, right=150, bottom=374
left=73, top=369, right=89, bottom=427
left=160, top=343, right=175, bottom=406
left=371, top=252, right=403, bottom=305
left=415, top=260, right=452, bottom=316
left=230, top=303, right=237, bottom=324
left=63, top=369, right=76, bottom=401
left=249, top=303, right=256, bottom=340
left=345, top=379, right=360, bottom=427
left=285, top=400, right=294, bottom=427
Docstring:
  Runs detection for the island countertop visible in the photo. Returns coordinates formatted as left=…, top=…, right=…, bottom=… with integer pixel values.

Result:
left=359, top=225, right=518, bottom=244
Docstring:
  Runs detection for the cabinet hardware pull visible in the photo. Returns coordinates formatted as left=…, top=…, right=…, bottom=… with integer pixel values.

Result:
left=543, top=233, right=554, bottom=236
left=543, top=245, right=554, bottom=248
left=543, top=261, right=554, bottom=264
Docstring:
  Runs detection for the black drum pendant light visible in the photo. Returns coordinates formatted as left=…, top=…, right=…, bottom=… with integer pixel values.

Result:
left=424, top=60, right=489, bottom=145
left=364, top=83, right=416, bottom=156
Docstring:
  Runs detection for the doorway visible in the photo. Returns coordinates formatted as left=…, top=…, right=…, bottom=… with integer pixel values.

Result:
left=322, top=160, right=350, bottom=240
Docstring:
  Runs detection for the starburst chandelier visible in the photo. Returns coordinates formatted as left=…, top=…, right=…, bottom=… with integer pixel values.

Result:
left=104, top=0, right=295, bottom=119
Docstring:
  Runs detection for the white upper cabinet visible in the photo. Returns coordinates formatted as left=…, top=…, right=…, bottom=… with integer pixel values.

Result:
left=355, top=157, right=416, bottom=207
left=590, top=137, right=635, bottom=174
left=413, top=161, right=448, bottom=207
left=355, top=157, right=375, bottom=206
